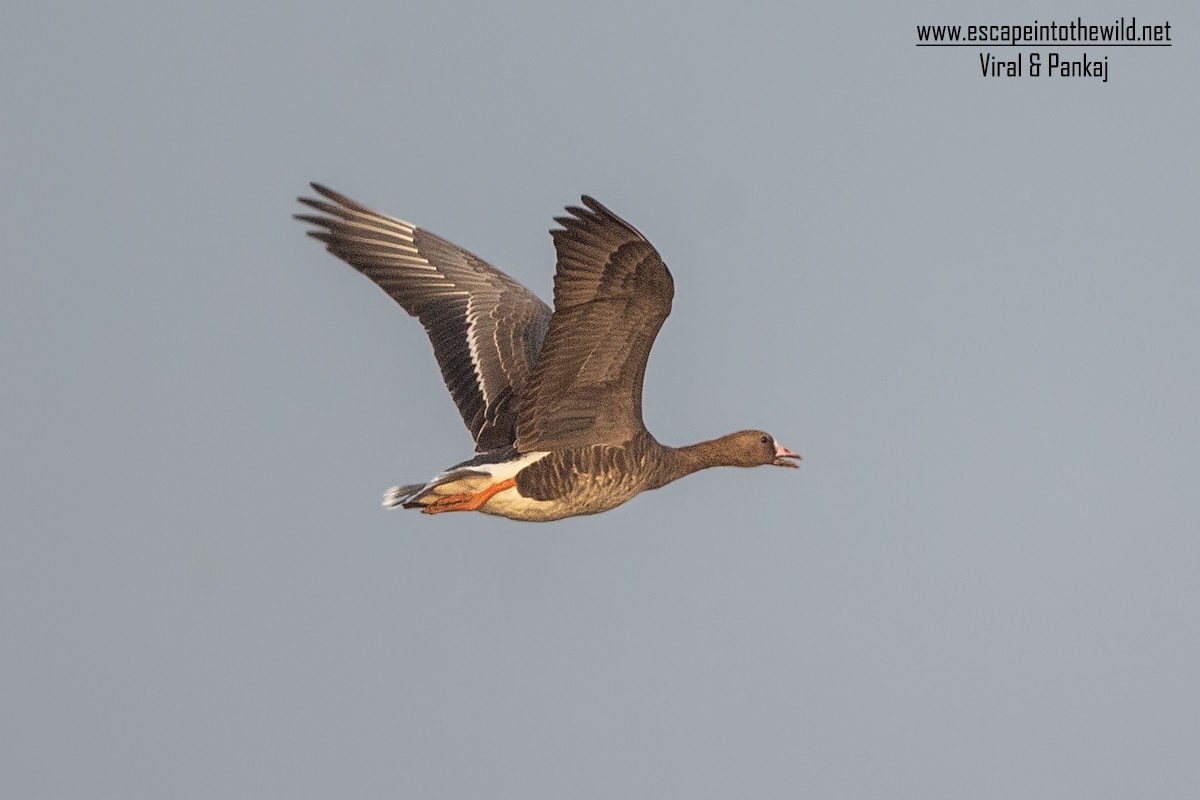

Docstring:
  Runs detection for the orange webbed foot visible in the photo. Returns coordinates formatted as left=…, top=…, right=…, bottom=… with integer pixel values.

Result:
left=422, top=478, right=516, bottom=514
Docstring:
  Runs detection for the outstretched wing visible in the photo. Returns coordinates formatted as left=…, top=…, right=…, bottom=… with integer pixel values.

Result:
left=296, top=183, right=551, bottom=452
left=514, top=196, right=674, bottom=452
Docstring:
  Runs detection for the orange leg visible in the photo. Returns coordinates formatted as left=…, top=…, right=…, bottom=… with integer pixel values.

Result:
left=423, top=478, right=517, bottom=515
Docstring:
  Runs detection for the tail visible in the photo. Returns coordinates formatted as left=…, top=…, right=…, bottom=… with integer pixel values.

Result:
left=382, top=468, right=494, bottom=510
left=382, top=483, right=427, bottom=509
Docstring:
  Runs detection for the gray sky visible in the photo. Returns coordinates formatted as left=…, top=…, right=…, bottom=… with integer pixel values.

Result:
left=3, top=1, right=1198, bottom=797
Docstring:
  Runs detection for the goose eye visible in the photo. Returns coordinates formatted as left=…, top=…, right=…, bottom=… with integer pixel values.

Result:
left=760, top=435, right=771, bottom=445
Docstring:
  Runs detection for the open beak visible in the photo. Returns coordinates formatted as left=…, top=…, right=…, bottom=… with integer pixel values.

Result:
left=772, top=441, right=802, bottom=468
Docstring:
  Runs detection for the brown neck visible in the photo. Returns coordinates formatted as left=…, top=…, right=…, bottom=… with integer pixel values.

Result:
left=658, top=434, right=745, bottom=484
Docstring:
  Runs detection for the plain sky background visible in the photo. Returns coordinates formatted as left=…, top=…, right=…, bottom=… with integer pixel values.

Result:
left=3, top=1, right=1197, bottom=797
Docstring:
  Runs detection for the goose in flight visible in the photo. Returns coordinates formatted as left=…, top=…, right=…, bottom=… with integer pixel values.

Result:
left=295, top=184, right=800, bottom=521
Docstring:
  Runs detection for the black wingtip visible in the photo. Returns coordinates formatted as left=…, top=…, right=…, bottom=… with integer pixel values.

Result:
left=562, top=196, right=617, bottom=223
left=297, top=182, right=330, bottom=208
left=553, top=195, right=641, bottom=238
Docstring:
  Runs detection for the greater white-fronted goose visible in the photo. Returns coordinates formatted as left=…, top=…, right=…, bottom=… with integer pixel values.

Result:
left=295, top=184, right=800, bottom=521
